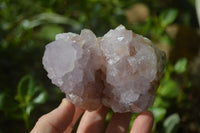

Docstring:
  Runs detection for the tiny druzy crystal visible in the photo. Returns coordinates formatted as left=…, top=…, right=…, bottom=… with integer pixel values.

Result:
left=42, top=25, right=166, bottom=113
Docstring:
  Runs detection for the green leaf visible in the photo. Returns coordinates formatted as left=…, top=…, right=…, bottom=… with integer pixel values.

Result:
left=158, top=79, right=179, bottom=98
left=160, top=9, right=178, bottom=27
left=32, top=90, right=47, bottom=104
left=174, top=58, right=188, bottom=74
left=16, top=75, right=47, bottom=105
left=27, top=85, right=47, bottom=105
left=15, top=75, right=48, bottom=128
left=27, top=82, right=40, bottom=97
left=15, top=75, right=47, bottom=111
left=160, top=35, right=173, bottom=45
left=36, top=25, right=64, bottom=41
left=151, top=107, right=167, bottom=122
left=16, top=75, right=34, bottom=102
left=164, top=113, right=180, bottom=133
left=153, top=96, right=170, bottom=108
left=26, top=105, right=34, bottom=116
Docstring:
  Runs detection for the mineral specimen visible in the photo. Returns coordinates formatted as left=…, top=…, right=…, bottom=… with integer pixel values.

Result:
left=42, top=25, right=166, bottom=113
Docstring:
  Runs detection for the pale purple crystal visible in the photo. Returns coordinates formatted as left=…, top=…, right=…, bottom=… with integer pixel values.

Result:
left=42, top=25, right=166, bottom=113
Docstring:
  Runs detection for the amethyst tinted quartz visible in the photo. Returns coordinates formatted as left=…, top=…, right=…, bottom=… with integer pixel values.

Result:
left=42, top=25, right=166, bottom=113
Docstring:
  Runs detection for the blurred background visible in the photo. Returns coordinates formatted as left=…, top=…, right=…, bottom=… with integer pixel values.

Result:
left=0, top=0, right=200, bottom=132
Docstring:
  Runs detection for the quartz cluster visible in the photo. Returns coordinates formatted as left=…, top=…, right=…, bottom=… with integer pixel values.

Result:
left=42, top=25, right=166, bottom=113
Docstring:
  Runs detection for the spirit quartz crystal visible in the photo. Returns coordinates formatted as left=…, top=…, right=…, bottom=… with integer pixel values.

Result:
left=42, top=25, right=166, bottom=113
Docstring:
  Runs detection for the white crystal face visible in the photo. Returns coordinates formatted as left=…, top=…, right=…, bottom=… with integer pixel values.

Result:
left=100, top=25, right=133, bottom=65
left=42, top=40, right=77, bottom=86
left=42, top=25, right=166, bottom=113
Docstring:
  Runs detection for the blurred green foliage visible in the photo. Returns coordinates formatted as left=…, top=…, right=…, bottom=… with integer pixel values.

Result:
left=0, top=0, right=200, bottom=132
left=133, top=8, right=178, bottom=44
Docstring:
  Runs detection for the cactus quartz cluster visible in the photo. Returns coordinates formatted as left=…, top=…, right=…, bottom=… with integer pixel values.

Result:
left=42, top=25, right=166, bottom=113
